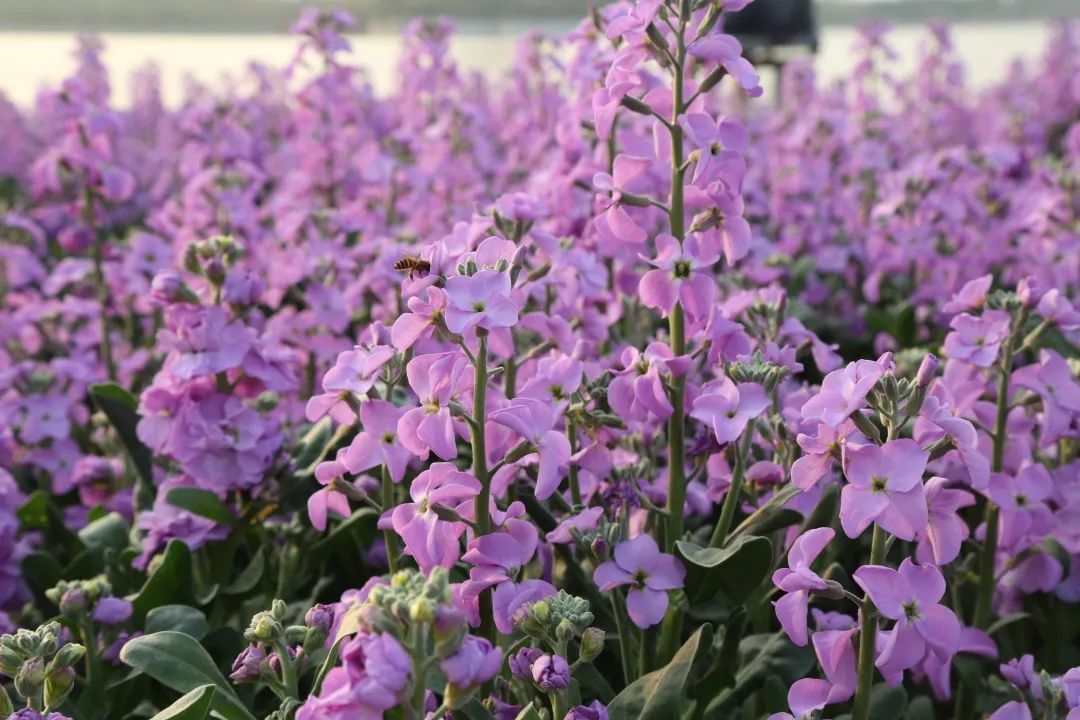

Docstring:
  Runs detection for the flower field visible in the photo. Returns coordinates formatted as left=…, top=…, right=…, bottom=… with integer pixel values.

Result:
left=2, top=3, right=1080, bottom=719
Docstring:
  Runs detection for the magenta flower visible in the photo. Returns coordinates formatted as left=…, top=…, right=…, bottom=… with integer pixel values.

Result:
left=390, top=462, right=481, bottom=573
left=342, top=400, right=412, bottom=483
left=518, top=353, right=583, bottom=407
left=686, top=34, right=763, bottom=97
left=489, top=398, right=571, bottom=499
left=398, top=351, right=471, bottom=460
left=915, top=476, right=975, bottom=565
left=801, top=359, right=886, bottom=427
left=492, top=579, right=555, bottom=635
left=440, top=635, right=502, bottom=690
left=308, top=455, right=354, bottom=532
left=773, top=528, right=835, bottom=646
left=444, top=270, right=519, bottom=336
left=854, top=559, right=961, bottom=673
left=791, top=423, right=850, bottom=490
left=1013, top=349, right=1080, bottom=445
left=593, top=535, right=685, bottom=628
left=391, top=286, right=449, bottom=351
left=840, top=439, right=928, bottom=540
left=307, top=345, right=395, bottom=423
left=298, top=632, right=411, bottom=719
left=639, top=234, right=720, bottom=322
left=608, top=342, right=691, bottom=423
left=462, top=529, right=538, bottom=597
left=593, top=155, right=651, bottom=245
left=943, top=310, right=1011, bottom=367
left=691, top=377, right=769, bottom=445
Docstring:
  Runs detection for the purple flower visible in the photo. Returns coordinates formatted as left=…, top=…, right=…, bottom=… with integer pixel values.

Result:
left=943, top=310, right=1011, bottom=367
left=493, top=579, right=555, bottom=635
left=490, top=398, right=571, bottom=499
left=840, top=439, right=928, bottom=540
left=854, top=558, right=962, bottom=673
left=594, top=535, right=685, bottom=628
left=305, top=604, right=335, bottom=634
left=509, top=646, right=544, bottom=680
left=308, top=456, right=355, bottom=532
left=608, top=343, right=691, bottom=423
left=691, top=377, right=769, bottom=445
left=915, top=476, right=974, bottom=565
left=230, top=644, right=267, bottom=684
left=444, top=270, right=519, bottom=336
left=91, top=596, right=133, bottom=625
left=532, top=653, right=570, bottom=691
left=565, top=701, right=609, bottom=720
left=791, top=423, right=849, bottom=490
left=1013, top=349, right=1080, bottom=445
left=801, top=359, right=886, bottom=427
left=593, top=155, right=651, bottom=245
left=342, top=400, right=412, bottom=483
left=441, top=635, right=502, bottom=689
left=686, top=34, right=763, bottom=97
left=772, top=528, right=834, bottom=646
left=398, top=351, right=471, bottom=460
left=638, top=233, right=719, bottom=322
left=391, top=463, right=481, bottom=573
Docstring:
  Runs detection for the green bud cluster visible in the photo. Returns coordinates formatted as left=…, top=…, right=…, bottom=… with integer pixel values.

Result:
left=0, top=621, right=85, bottom=712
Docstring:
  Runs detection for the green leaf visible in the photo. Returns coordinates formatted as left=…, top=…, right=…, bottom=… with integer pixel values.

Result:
left=292, top=418, right=335, bottom=472
left=868, top=683, right=908, bottom=720
left=731, top=485, right=802, bottom=538
left=165, top=488, right=234, bottom=527
left=120, top=632, right=254, bottom=720
left=149, top=684, right=216, bottom=720
left=223, top=547, right=265, bottom=596
left=904, top=695, right=935, bottom=720
left=702, top=632, right=815, bottom=717
left=514, top=705, right=544, bottom=720
left=78, top=512, right=130, bottom=554
left=21, top=552, right=63, bottom=597
left=987, top=612, right=1029, bottom=636
left=145, top=606, right=210, bottom=640
left=676, top=535, right=773, bottom=605
left=608, top=625, right=714, bottom=720
left=133, top=540, right=194, bottom=621
left=314, top=507, right=380, bottom=552
left=17, top=491, right=49, bottom=529
left=90, top=383, right=154, bottom=487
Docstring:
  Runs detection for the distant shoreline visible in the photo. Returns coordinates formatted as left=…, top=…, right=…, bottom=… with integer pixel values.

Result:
left=1, top=6, right=1077, bottom=37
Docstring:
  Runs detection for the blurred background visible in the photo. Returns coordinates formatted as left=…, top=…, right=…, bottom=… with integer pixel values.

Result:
left=1, top=0, right=1077, bottom=105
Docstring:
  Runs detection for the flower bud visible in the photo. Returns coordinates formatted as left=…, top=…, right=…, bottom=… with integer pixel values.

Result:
left=579, top=627, right=605, bottom=662
left=509, top=647, right=543, bottom=680
left=229, top=644, right=266, bottom=684
left=14, top=656, right=46, bottom=699
left=271, top=599, right=287, bottom=621
left=247, top=612, right=279, bottom=643
left=555, top=619, right=575, bottom=645
left=304, top=604, right=334, bottom=635
left=0, top=685, right=12, bottom=716
left=58, top=587, right=88, bottom=617
left=51, top=642, right=86, bottom=671
left=532, top=654, right=570, bottom=691
left=410, top=597, right=436, bottom=624
left=915, top=354, right=938, bottom=388
left=44, top=666, right=76, bottom=708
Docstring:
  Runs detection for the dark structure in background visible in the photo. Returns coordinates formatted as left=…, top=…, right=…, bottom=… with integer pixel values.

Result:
left=724, top=0, right=819, bottom=65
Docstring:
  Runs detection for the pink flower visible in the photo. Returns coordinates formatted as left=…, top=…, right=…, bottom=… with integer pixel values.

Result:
left=915, top=477, right=974, bottom=565
left=308, top=456, right=355, bottom=532
left=593, top=535, right=685, bottom=628
left=440, top=635, right=502, bottom=690
left=342, top=400, right=412, bottom=483
left=1013, top=349, right=1080, bottom=445
left=853, top=559, right=962, bottom=673
left=801, top=359, right=886, bottom=427
left=307, top=346, right=395, bottom=423
left=943, top=310, right=1011, bottom=367
left=444, top=270, right=519, bottom=335
left=391, top=286, right=449, bottom=351
left=489, top=398, right=571, bottom=500
left=840, top=439, right=928, bottom=540
left=398, top=352, right=471, bottom=460
left=390, top=463, right=481, bottom=573
left=942, top=274, right=992, bottom=313
left=608, top=342, right=691, bottom=423
left=593, top=155, right=652, bottom=245
left=638, top=233, right=719, bottom=322
left=791, top=423, right=850, bottom=490
left=690, top=377, right=769, bottom=445
left=518, top=353, right=583, bottom=407
left=686, top=34, right=763, bottom=97
left=773, top=528, right=835, bottom=646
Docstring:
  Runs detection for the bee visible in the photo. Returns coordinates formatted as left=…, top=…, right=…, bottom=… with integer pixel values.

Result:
left=394, top=253, right=431, bottom=280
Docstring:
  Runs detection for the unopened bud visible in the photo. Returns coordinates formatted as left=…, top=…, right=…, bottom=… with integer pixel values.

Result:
left=915, top=354, right=938, bottom=388
left=579, top=627, right=605, bottom=662
left=44, top=666, right=76, bottom=708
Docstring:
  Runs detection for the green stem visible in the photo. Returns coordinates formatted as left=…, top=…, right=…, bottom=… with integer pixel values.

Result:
left=663, top=16, right=688, bottom=553
left=568, top=417, right=582, bottom=507
left=610, top=592, right=636, bottom=686
left=382, top=465, right=400, bottom=573
left=471, top=334, right=494, bottom=642
left=852, top=524, right=887, bottom=720
left=273, top=639, right=299, bottom=699
left=78, top=622, right=103, bottom=711
left=709, top=428, right=754, bottom=548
